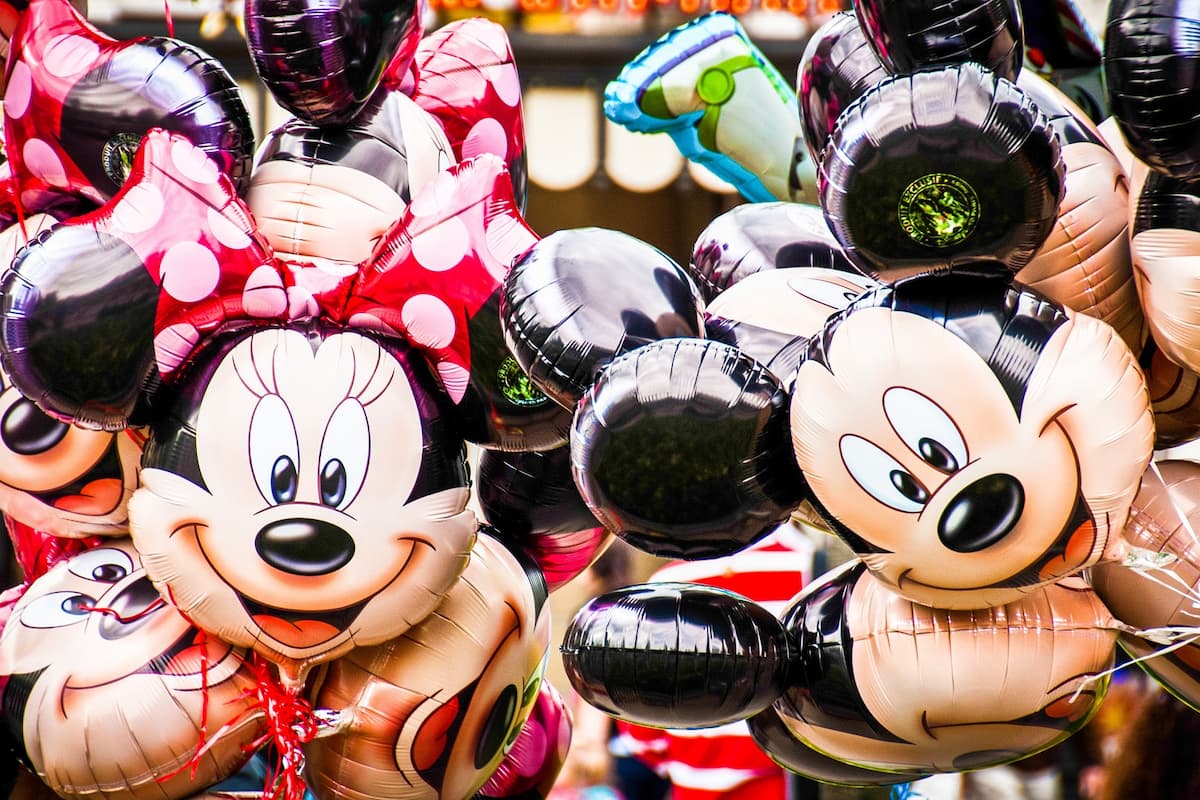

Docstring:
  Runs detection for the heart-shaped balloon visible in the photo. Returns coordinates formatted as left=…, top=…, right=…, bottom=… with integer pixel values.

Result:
left=3, top=0, right=254, bottom=214
left=244, top=0, right=420, bottom=126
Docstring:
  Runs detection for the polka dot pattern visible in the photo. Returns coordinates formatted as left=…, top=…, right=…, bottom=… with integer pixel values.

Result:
left=6, top=62, right=32, bottom=120
left=207, top=207, right=252, bottom=249
left=401, top=294, right=456, bottom=349
left=111, top=183, right=165, bottom=234
left=410, top=216, right=469, bottom=271
left=43, top=35, right=99, bottom=79
left=154, top=322, right=200, bottom=374
left=243, top=265, right=288, bottom=318
left=22, top=139, right=68, bottom=188
left=160, top=241, right=220, bottom=303
left=462, top=118, right=508, bottom=161
left=437, top=361, right=470, bottom=403
left=486, top=64, right=522, bottom=108
left=171, top=140, right=220, bottom=185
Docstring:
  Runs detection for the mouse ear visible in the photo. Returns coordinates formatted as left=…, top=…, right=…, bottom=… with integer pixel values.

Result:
left=0, top=128, right=274, bottom=431
left=573, top=337, right=805, bottom=560
left=476, top=444, right=609, bottom=592
left=562, top=581, right=792, bottom=728
left=501, top=227, right=705, bottom=410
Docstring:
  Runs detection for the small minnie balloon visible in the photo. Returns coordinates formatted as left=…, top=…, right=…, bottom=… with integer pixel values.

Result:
left=3, top=0, right=253, bottom=213
left=0, top=538, right=266, bottom=800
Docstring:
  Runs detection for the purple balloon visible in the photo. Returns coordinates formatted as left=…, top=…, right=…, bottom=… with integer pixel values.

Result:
left=244, top=0, right=420, bottom=126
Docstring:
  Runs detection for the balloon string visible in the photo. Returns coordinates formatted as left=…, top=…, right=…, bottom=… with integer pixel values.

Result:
left=242, top=654, right=319, bottom=800
left=163, top=0, right=175, bottom=38
left=79, top=597, right=166, bottom=624
left=11, top=169, right=25, bottom=243
left=1069, top=629, right=1200, bottom=704
left=1116, top=560, right=1200, bottom=619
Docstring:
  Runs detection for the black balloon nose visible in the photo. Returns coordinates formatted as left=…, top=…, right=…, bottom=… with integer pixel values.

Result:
left=99, top=576, right=162, bottom=640
left=255, top=518, right=356, bottom=576
left=2, top=398, right=69, bottom=455
left=937, top=474, right=1025, bottom=553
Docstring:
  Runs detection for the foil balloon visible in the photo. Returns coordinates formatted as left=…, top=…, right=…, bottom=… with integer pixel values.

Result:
left=1129, top=172, right=1200, bottom=377
left=3, top=0, right=253, bottom=214
left=562, top=580, right=792, bottom=728
left=476, top=680, right=571, bottom=800
left=302, top=533, right=558, bottom=800
left=1090, top=459, right=1200, bottom=711
left=604, top=12, right=813, bottom=204
left=688, top=202, right=856, bottom=302
left=0, top=538, right=266, bottom=800
left=1013, top=72, right=1145, bottom=353
left=572, top=338, right=805, bottom=560
left=1104, top=0, right=1200, bottom=180
left=4, top=517, right=99, bottom=583
left=790, top=269, right=1153, bottom=609
left=477, top=445, right=608, bottom=592
left=773, top=561, right=1117, bottom=774
left=747, top=707, right=929, bottom=787
left=820, top=63, right=1063, bottom=282
left=501, top=227, right=705, bottom=411
left=243, top=0, right=420, bottom=126
left=1140, top=337, right=1200, bottom=449
left=796, top=12, right=888, bottom=170
left=854, top=0, right=1025, bottom=81
left=0, top=129, right=543, bottom=689
left=706, top=266, right=877, bottom=342
left=409, top=18, right=529, bottom=212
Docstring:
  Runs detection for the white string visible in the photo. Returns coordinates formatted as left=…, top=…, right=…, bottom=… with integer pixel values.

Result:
left=1150, top=460, right=1200, bottom=547
left=1069, top=629, right=1200, bottom=703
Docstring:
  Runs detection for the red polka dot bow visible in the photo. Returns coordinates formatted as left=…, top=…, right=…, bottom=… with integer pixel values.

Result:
left=98, top=128, right=537, bottom=403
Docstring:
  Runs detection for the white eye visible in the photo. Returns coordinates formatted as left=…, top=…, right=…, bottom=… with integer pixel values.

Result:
left=883, top=387, right=968, bottom=473
left=788, top=277, right=866, bottom=311
left=249, top=393, right=301, bottom=505
left=317, top=399, right=370, bottom=510
left=67, top=548, right=136, bottom=583
left=839, top=435, right=928, bottom=513
left=20, top=591, right=96, bottom=628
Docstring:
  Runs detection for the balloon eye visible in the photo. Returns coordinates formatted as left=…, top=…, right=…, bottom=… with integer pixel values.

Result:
left=91, top=563, right=127, bottom=582
left=68, top=547, right=136, bottom=584
left=918, top=437, right=958, bottom=472
left=271, top=456, right=298, bottom=503
left=475, top=684, right=519, bottom=770
left=320, top=459, right=347, bottom=507
left=2, top=399, right=69, bottom=455
left=890, top=469, right=929, bottom=504
left=20, top=591, right=97, bottom=628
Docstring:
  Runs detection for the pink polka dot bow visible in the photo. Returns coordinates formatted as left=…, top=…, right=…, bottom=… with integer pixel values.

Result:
left=110, top=128, right=538, bottom=404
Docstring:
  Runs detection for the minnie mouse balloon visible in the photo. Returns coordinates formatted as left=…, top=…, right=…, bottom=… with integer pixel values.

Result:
left=821, top=63, right=1063, bottom=281
left=0, top=538, right=266, bottom=800
left=244, top=0, right=420, bottom=126
left=1104, top=0, right=1200, bottom=180
left=303, top=533, right=558, bottom=800
left=790, top=269, right=1153, bottom=609
left=3, top=0, right=253, bottom=213
left=854, top=0, right=1024, bottom=81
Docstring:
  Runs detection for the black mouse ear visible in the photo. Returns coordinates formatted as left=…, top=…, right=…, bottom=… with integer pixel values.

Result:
left=562, top=581, right=791, bottom=728
left=689, top=202, right=857, bottom=302
left=476, top=444, right=607, bottom=592
left=747, top=707, right=931, bottom=787
left=501, top=227, right=705, bottom=410
left=572, top=337, right=806, bottom=560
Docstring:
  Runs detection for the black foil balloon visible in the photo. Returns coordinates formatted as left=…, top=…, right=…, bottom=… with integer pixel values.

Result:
left=477, top=444, right=607, bottom=591
left=797, top=12, right=889, bottom=167
left=854, top=0, right=1024, bottom=82
left=820, top=63, right=1063, bottom=281
left=571, top=338, right=806, bottom=560
left=1104, top=0, right=1200, bottom=180
left=561, top=582, right=793, bottom=728
left=244, top=0, right=420, bottom=126
left=747, top=707, right=930, bottom=787
left=688, top=202, right=856, bottom=302
left=501, top=228, right=705, bottom=410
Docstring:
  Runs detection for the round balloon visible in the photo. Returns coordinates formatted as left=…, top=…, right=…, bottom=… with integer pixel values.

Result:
left=774, top=561, right=1117, bottom=773
left=0, top=538, right=266, bottom=800
left=303, top=532, right=554, bottom=800
left=1140, top=337, right=1200, bottom=449
left=820, top=63, right=1063, bottom=281
left=789, top=269, right=1153, bottom=609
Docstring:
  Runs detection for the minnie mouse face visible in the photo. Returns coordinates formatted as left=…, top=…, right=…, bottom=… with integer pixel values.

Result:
left=790, top=272, right=1153, bottom=609
left=776, top=563, right=1116, bottom=774
left=129, top=325, right=476, bottom=672
left=0, top=362, right=141, bottom=538
left=0, top=538, right=262, bottom=800
left=304, top=533, right=550, bottom=800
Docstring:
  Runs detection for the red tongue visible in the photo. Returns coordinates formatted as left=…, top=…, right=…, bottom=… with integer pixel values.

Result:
left=253, top=614, right=340, bottom=649
left=52, top=477, right=123, bottom=514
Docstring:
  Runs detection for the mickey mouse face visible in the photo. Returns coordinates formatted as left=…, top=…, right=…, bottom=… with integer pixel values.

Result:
left=0, top=538, right=262, bottom=800
left=304, top=533, right=550, bottom=800
left=706, top=267, right=877, bottom=337
left=790, top=273, right=1153, bottom=609
left=0, top=361, right=142, bottom=538
left=776, top=563, right=1116, bottom=774
left=129, top=326, right=476, bottom=673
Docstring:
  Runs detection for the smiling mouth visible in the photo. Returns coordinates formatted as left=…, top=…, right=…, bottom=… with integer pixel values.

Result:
left=30, top=438, right=124, bottom=515
left=239, top=595, right=368, bottom=650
